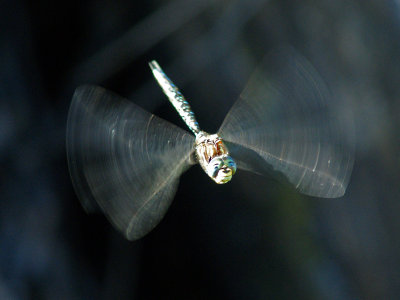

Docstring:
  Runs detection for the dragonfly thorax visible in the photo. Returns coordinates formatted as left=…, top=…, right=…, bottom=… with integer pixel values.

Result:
left=195, top=131, right=237, bottom=184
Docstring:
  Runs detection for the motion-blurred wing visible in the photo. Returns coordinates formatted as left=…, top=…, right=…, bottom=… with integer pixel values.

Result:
left=67, top=85, right=195, bottom=240
left=219, top=49, right=354, bottom=198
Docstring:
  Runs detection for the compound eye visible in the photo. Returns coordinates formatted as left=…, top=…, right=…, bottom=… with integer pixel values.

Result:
left=223, top=156, right=237, bottom=174
left=208, top=158, right=223, bottom=178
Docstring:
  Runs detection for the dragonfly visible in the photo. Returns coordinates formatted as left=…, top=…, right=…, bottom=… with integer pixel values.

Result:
left=67, top=49, right=354, bottom=241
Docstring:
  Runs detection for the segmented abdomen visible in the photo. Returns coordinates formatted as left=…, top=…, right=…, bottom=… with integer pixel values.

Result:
left=149, top=61, right=200, bottom=135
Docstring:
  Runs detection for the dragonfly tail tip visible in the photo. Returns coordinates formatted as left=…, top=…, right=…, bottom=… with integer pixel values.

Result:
left=149, top=60, right=161, bottom=72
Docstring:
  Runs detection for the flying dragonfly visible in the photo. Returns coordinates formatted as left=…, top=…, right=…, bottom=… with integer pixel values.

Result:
left=67, top=49, right=354, bottom=240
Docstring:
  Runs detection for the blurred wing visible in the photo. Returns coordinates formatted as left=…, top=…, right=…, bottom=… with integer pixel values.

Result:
left=219, top=49, right=354, bottom=198
left=67, top=85, right=195, bottom=240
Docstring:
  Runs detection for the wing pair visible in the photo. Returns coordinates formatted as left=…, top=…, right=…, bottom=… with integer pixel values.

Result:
left=67, top=50, right=354, bottom=240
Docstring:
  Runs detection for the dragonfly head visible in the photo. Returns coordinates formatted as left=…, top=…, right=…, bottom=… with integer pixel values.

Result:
left=207, top=155, right=237, bottom=184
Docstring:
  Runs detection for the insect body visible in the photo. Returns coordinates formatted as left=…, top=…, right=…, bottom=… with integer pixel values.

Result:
left=149, top=61, right=236, bottom=184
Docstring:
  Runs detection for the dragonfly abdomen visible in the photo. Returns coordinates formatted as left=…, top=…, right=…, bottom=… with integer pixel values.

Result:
left=149, top=61, right=200, bottom=135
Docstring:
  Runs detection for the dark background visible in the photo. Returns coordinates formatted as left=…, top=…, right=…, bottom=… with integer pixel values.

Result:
left=1, top=0, right=400, bottom=299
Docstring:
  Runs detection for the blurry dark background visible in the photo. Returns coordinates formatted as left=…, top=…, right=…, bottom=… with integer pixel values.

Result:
left=1, top=0, right=400, bottom=299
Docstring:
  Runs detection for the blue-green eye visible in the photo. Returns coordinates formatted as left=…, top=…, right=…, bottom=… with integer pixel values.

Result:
left=222, top=158, right=236, bottom=175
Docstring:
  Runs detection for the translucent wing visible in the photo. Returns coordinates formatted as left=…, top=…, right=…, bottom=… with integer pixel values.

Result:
left=219, top=49, right=354, bottom=198
left=67, top=85, right=195, bottom=240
